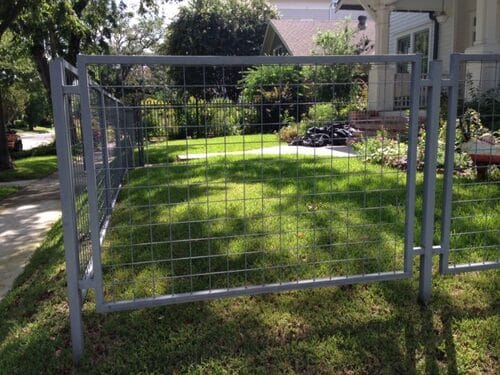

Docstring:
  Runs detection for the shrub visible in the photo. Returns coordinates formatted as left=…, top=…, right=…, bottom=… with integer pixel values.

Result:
left=141, top=98, right=179, bottom=140
left=278, top=124, right=299, bottom=142
left=239, top=64, right=307, bottom=132
left=305, top=103, right=336, bottom=126
left=353, top=124, right=472, bottom=172
left=464, top=85, right=500, bottom=131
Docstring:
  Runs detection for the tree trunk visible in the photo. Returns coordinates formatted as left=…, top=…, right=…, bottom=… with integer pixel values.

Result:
left=0, top=90, right=14, bottom=170
left=31, top=40, right=51, bottom=96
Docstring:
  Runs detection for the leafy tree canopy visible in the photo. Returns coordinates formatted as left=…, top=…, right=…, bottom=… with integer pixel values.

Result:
left=161, top=0, right=277, bottom=56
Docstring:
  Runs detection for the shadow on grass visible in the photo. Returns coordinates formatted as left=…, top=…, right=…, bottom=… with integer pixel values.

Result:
left=1, top=155, right=498, bottom=373
left=102, top=156, right=411, bottom=299
left=0, top=220, right=498, bottom=374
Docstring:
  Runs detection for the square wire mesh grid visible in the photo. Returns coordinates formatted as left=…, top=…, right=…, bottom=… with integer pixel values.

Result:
left=63, top=68, right=93, bottom=278
left=443, top=59, right=500, bottom=269
left=82, top=60, right=419, bottom=302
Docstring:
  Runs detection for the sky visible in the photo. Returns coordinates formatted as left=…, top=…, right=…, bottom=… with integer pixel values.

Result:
left=122, top=0, right=185, bottom=24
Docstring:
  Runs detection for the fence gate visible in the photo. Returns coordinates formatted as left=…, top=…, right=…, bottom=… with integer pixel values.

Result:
left=439, top=54, right=500, bottom=274
left=49, top=54, right=499, bottom=364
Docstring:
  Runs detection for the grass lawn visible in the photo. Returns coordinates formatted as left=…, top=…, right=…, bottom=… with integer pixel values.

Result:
left=0, top=186, right=21, bottom=201
left=0, top=156, right=58, bottom=182
left=0, top=135, right=498, bottom=373
left=142, top=133, right=282, bottom=164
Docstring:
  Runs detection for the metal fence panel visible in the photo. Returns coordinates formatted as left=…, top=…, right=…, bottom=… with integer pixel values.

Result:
left=71, top=54, right=423, bottom=312
left=440, top=53, right=500, bottom=274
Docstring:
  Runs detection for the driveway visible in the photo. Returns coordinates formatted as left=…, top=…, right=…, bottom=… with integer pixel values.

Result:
left=21, top=130, right=55, bottom=151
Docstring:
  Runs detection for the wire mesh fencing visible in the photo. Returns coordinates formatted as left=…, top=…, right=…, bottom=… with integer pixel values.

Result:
left=70, top=55, right=423, bottom=310
left=440, top=54, right=500, bottom=273
left=50, top=53, right=499, bottom=363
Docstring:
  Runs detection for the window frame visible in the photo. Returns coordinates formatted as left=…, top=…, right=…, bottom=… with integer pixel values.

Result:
left=395, top=26, right=431, bottom=74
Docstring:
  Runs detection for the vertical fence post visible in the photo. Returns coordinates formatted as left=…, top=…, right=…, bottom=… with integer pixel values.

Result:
left=418, top=60, right=443, bottom=305
left=99, top=92, right=112, bottom=216
left=439, top=55, right=460, bottom=273
left=77, top=56, right=106, bottom=309
left=49, top=59, right=85, bottom=363
left=404, top=55, right=422, bottom=274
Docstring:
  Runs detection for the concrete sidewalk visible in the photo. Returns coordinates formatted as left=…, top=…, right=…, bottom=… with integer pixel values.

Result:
left=0, top=173, right=61, bottom=300
left=177, top=144, right=356, bottom=161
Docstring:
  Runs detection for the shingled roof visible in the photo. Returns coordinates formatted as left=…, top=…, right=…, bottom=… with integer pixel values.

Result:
left=261, top=16, right=375, bottom=56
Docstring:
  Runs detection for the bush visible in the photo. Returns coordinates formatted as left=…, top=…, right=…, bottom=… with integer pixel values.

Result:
left=278, top=124, right=299, bottom=142
left=464, top=85, right=500, bottom=131
left=353, top=125, right=472, bottom=172
left=239, top=64, right=307, bottom=132
left=141, top=98, right=179, bottom=140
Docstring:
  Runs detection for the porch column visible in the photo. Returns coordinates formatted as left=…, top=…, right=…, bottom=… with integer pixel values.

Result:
left=368, top=4, right=396, bottom=111
left=465, top=0, right=500, bottom=95
left=472, top=0, right=499, bottom=50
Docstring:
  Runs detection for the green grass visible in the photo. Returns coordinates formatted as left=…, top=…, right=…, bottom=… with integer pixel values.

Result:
left=0, top=220, right=498, bottom=374
left=0, top=156, right=58, bottom=182
left=0, top=135, right=498, bottom=373
left=0, top=186, right=20, bottom=201
left=143, top=134, right=282, bottom=163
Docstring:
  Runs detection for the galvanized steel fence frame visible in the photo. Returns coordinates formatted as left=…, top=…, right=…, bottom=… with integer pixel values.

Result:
left=49, top=53, right=499, bottom=364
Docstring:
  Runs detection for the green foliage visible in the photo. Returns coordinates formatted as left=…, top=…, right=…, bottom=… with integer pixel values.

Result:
left=464, top=83, right=500, bottom=131
left=240, top=64, right=306, bottom=131
left=141, top=97, right=179, bottom=140
left=0, top=185, right=20, bottom=201
left=162, top=0, right=277, bottom=98
left=305, top=103, right=336, bottom=126
left=142, top=96, right=256, bottom=140
left=239, top=21, right=370, bottom=129
left=457, top=108, right=489, bottom=143
left=353, top=124, right=472, bottom=172
left=302, top=22, right=371, bottom=103
left=278, top=124, right=299, bottom=142
left=352, top=131, right=408, bottom=168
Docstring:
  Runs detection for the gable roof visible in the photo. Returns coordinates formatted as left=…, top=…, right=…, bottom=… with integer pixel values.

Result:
left=261, top=15, right=375, bottom=56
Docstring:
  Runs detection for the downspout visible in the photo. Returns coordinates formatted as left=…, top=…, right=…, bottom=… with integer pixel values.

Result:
left=429, top=12, right=440, bottom=60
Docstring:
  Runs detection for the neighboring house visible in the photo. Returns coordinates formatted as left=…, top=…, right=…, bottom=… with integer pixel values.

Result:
left=336, top=0, right=500, bottom=111
left=270, top=0, right=338, bottom=20
left=261, top=16, right=375, bottom=56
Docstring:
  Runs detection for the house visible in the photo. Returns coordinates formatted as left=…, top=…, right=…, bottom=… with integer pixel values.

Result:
left=261, top=16, right=375, bottom=56
left=271, top=0, right=347, bottom=20
left=336, top=0, right=500, bottom=111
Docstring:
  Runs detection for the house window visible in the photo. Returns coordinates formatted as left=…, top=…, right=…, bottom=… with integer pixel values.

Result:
left=396, top=29, right=430, bottom=74
left=414, top=29, right=429, bottom=73
left=396, top=35, right=411, bottom=73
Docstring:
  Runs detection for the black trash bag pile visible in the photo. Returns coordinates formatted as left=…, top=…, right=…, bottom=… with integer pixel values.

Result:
left=289, top=122, right=355, bottom=147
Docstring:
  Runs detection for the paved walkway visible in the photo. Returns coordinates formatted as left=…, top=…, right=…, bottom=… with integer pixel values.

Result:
left=177, top=144, right=356, bottom=161
left=0, top=173, right=61, bottom=300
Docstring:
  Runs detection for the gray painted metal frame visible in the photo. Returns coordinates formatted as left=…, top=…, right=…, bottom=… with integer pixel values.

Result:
left=418, top=60, right=443, bottom=304
left=439, top=53, right=500, bottom=275
left=55, top=53, right=500, bottom=364
left=74, top=54, right=423, bottom=314
left=50, top=58, right=84, bottom=364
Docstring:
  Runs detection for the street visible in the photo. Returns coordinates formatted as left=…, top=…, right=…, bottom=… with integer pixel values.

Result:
left=21, top=130, right=55, bottom=150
